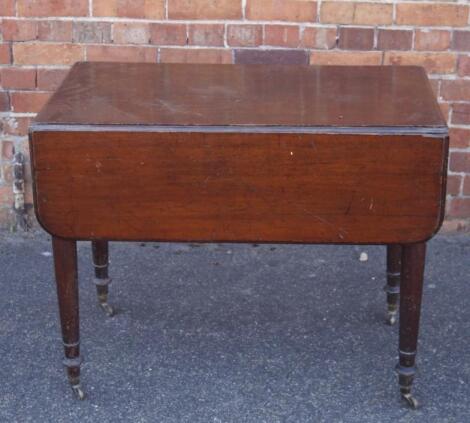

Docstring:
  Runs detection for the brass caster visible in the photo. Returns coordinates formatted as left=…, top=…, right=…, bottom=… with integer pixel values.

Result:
left=99, top=302, right=115, bottom=317
left=401, top=393, right=419, bottom=409
left=386, top=311, right=397, bottom=326
left=71, top=384, right=86, bottom=400
left=386, top=303, right=398, bottom=326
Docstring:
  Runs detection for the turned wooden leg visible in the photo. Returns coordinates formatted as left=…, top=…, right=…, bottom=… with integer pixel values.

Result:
left=52, top=236, right=85, bottom=400
left=396, top=242, right=426, bottom=409
left=91, top=240, right=114, bottom=317
left=385, top=245, right=402, bottom=325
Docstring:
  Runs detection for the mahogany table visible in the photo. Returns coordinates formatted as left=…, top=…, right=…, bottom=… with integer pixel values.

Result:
left=29, top=62, right=448, bottom=406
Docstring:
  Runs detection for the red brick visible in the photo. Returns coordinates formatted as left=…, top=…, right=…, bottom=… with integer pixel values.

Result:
left=439, top=102, right=450, bottom=121
left=234, top=49, right=308, bottom=65
left=338, top=27, right=374, bottom=51
left=0, top=0, right=15, bottom=16
left=188, top=24, right=225, bottom=47
left=94, top=0, right=165, bottom=19
left=87, top=45, right=157, bottom=63
left=396, top=4, right=469, bottom=27
left=169, top=0, right=241, bottom=20
left=377, top=29, right=412, bottom=51
left=0, top=68, right=36, bottom=90
left=384, top=52, right=456, bottom=74
left=247, top=0, right=316, bottom=22
left=451, top=104, right=470, bottom=125
left=447, top=175, right=462, bottom=196
left=321, top=2, right=353, bottom=24
left=0, top=185, right=13, bottom=205
left=449, top=152, right=470, bottom=173
left=448, top=198, right=470, bottom=218
left=0, top=91, right=10, bottom=111
left=132, top=0, right=165, bottom=19
left=150, top=24, right=188, bottom=46
left=264, top=25, right=300, bottom=48
left=462, top=175, right=470, bottom=195
left=1, top=20, right=38, bottom=41
left=450, top=128, right=470, bottom=149
left=227, top=25, right=262, bottom=47
left=24, top=180, right=34, bottom=204
left=17, top=0, right=88, bottom=17
left=441, top=80, right=470, bottom=101
left=428, top=79, right=439, bottom=98
left=113, top=23, right=151, bottom=45
left=13, top=43, right=84, bottom=65
left=463, top=176, right=470, bottom=196
left=458, top=56, right=470, bottom=77
left=321, top=2, right=392, bottom=25
left=72, top=22, right=112, bottom=43
left=0, top=44, right=11, bottom=64
left=1, top=163, right=13, bottom=183
left=10, top=91, right=50, bottom=113
left=93, top=0, right=116, bottom=16
left=310, top=51, right=382, bottom=66
left=1, top=116, right=31, bottom=136
left=440, top=219, right=470, bottom=234
left=300, top=27, right=336, bottom=49
left=1, top=140, right=14, bottom=160
left=415, top=30, right=451, bottom=51
left=93, top=0, right=112, bottom=16
left=452, top=31, right=470, bottom=52
left=354, top=3, right=392, bottom=25
left=160, top=48, right=232, bottom=64
left=37, top=21, right=73, bottom=42
left=37, top=68, right=69, bottom=91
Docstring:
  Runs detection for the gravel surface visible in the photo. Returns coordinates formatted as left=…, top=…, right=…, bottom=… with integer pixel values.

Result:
left=0, top=232, right=469, bottom=422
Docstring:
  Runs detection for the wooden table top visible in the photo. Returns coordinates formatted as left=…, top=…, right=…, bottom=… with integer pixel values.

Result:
left=34, top=62, right=446, bottom=135
left=31, top=62, right=449, bottom=243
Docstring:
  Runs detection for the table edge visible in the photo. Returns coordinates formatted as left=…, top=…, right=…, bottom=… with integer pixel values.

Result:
left=30, top=123, right=449, bottom=137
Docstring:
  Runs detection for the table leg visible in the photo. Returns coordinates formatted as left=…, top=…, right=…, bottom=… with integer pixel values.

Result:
left=91, top=240, right=114, bottom=317
left=396, top=242, right=426, bottom=409
left=52, top=236, right=85, bottom=400
left=385, top=245, right=402, bottom=325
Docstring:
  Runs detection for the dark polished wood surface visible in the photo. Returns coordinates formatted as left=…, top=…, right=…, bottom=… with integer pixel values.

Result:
left=30, top=62, right=448, bottom=243
left=34, top=62, right=446, bottom=132
left=31, top=131, right=448, bottom=243
left=30, top=62, right=448, bottom=404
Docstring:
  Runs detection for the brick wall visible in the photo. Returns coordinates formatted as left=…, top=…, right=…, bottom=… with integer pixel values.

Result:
left=1, top=0, right=469, bottom=231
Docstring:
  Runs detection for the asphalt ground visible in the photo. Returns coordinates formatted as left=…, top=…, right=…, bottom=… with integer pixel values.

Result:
left=0, top=232, right=469, bottom=422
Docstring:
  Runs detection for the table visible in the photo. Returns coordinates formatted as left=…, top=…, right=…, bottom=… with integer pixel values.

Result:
left=29, top=62, right=448, bottom=407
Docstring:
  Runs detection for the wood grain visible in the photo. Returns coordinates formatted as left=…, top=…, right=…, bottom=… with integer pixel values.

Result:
left=34, top=62, right=446, bottom=130
left=30, top=130, right=448, bottom=243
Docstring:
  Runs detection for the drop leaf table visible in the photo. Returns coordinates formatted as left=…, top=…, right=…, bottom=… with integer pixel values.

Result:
left=29, top=62, right=448, bottom=406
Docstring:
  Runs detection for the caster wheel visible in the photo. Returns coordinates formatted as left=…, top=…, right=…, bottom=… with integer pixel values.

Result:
left=99, top=302, right=115, bottom=317
left=402, top=393, right=419, bottom=409
left=386, top=312, right=397, bottom=326
left=71, top=384, right=86, bottom=400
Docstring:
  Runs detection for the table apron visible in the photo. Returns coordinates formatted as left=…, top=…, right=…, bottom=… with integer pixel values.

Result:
left=30, top=130, right=448, bottom=244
